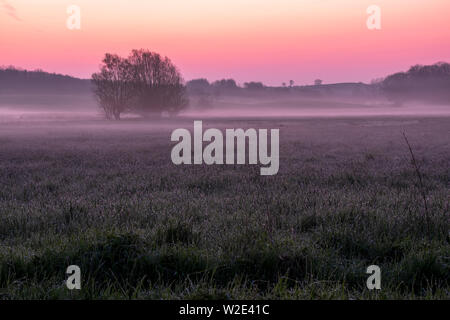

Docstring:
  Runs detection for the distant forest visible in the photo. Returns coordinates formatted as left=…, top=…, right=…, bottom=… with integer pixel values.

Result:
left=1, top=62, right=449, bottom=105
left=185, top=62, right=450, bottom=105
left=380, top=62, right=450, bottom=104
left=0, top=67, right=91, bottom=94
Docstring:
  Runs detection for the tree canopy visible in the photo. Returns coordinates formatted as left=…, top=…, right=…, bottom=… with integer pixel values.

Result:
left=91, top=49, right=188, bottom=120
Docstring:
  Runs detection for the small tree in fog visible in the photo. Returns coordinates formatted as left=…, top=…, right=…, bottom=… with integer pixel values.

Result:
left=314, top=79, right=323, bottom=86
left=91, top=54, right=134, bottom=120
left=186, top=78, right=210, bottom=95
left=127, top=49, right=188, bottom=117
left=186, top=78, right=213, bottom=108
left=92, top=49, right=188, bottom=120
left=244, top=82, right=264, bottom=90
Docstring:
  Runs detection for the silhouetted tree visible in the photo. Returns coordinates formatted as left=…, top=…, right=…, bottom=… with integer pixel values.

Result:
left=91, top=49, right=188, bottom=119
left=314, top=79, right=323, bottom=86
left=244, top=82, right=264, bottom=90
left=186, top=78, right=210, bottom=95
left=212, top=79, right=238, bottom=89
left=186, top=79, right=214, bottom=108
left=211, top=79, right=239, bottom=96
left=91, top=54, right=134, bottom=120
left=127, top=49, right=188, bottom=117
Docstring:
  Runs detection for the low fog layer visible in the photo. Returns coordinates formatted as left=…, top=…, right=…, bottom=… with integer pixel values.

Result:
left=180, top=98, right=450, bottom=119
left=1, top=98, right=449, bottom=123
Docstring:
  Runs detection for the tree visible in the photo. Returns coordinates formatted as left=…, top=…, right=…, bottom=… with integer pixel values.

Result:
left=186, top=78, right=210, bottom=95
left=314, top=79, right=323, bottom=86
left=211, top=79, right=239, bottom=96
left=243, top=81, right=264, bottom=90
left=91, top=49, right=188, bottom=120
left=186, top=79, right=213, bottom=108
left=289, top=80, right=294, bottom=87
left=127, top=49, right=188, bottom=117
left=91, top=54, right=134, bottom=120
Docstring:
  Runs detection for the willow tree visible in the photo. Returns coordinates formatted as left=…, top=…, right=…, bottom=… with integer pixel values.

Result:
left=92, top=49, right=188, bottom=120
left=91, top=54, right=134, bottom=120
left=127, top=49, right=188, bottom=118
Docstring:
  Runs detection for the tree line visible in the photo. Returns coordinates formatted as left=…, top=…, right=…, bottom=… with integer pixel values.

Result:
left=380, top=62, right=450, bottom=105
left=0, top=66, right=90, bottom=94
left=2, top=58, right=448, bottom=118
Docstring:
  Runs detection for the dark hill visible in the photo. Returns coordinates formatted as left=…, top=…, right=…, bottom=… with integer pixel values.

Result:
left=0, top=67, right=92, bottom=94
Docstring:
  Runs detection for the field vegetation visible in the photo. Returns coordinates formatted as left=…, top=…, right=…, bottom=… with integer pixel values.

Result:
left=0, top=116, right=448, bottom=299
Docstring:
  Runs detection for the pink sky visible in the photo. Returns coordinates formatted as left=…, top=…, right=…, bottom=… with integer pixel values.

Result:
left=1, top=0, right=449, bottom=85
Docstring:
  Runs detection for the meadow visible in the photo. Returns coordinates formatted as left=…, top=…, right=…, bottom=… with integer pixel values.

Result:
left=0, top=115, right=448, bottom=299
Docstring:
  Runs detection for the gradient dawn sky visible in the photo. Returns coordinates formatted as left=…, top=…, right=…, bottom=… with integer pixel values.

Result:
left=1, top=0, right=450, bottom=85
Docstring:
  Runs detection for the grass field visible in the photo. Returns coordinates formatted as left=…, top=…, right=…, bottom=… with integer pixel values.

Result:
left=0, top=116, right=448, bottom=299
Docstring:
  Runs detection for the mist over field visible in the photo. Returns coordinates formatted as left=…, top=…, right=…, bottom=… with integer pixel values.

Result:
left=1, top=96, right=449, bottom=122
left=0, top=63, right=448, bottom=300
